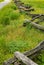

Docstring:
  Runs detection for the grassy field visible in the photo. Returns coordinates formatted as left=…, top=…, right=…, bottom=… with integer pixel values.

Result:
left=0, top=0, right=44, bottom=65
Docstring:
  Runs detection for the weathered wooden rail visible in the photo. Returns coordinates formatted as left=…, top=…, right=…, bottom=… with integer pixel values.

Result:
left=14, top=0, right=44, bottom=31
left=14, top=0, right=44, bottom=17
left=3, top=0, right=44, bottom=65
left=14, top=0, right=34, bottom=13
left=3, top=41, right=44, bottom=65
left=23, top=19, right=44, bottom=31
left=15, top=52, right=38, bottom=65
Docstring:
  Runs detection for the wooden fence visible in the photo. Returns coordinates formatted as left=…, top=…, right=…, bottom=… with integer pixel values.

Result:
left=3, top=41, right=44, bottom=65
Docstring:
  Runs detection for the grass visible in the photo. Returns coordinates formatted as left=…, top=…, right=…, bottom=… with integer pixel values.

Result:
left=0, top=0, right=44, bottom=65
left=0, top=0, right=4, bottom=2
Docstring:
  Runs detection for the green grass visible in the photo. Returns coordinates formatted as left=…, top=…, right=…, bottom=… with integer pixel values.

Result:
left=0, top=0, right=4, bottom=2
left=0, top=0, right=44, bottom=65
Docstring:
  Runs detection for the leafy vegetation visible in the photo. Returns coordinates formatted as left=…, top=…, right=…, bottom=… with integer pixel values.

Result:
left=0, top=0, right=44, bottom=65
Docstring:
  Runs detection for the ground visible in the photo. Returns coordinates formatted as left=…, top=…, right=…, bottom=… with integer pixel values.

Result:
left=0, top=0, right=44, bottom=65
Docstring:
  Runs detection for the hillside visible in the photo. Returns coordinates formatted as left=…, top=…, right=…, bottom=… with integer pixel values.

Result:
left=0, top=0, right=44, bottom=65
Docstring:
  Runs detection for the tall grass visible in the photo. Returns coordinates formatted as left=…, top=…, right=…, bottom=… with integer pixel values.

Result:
left=0, top=2, right=20, bottom=26
left=0, top=0, right=44, bottom=65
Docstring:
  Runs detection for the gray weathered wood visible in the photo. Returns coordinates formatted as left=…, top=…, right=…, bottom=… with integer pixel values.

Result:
left=14, top=0, right=34, bottom=13
left=3, top=41, right=44, bottom=65
left=25, top=13, right=44, bottom=18
left=24, top=19, right=44, bottom=30
left=14, top=61, right=20, bottom=65
left=30, top=21, right=44, bottom=30
left=3, top=57, right=16, bottom=65
left=14, top=0, right=44, bottom=18
left=15, top=51, right=38, bottom=65
left=24, top=41, right=44, bottom=56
